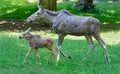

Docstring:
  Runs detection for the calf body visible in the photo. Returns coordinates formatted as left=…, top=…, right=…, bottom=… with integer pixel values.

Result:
left=19, top=27, right=57, bottom=65
left=28, top=35, right=53, bottom=48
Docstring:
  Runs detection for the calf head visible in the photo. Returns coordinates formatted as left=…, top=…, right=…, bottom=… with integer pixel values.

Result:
left=19, top=27, right=32, bottom=39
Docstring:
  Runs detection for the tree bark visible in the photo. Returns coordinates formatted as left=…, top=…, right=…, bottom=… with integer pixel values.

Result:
left=39, top=0, right=57, bottom=11
left=63, top=0, right=69, bottom=2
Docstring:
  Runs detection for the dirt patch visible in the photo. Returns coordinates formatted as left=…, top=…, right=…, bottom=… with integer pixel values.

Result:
left=0, top=19, right=52, bottom=31
left=0, top=19, right=120, bottom=32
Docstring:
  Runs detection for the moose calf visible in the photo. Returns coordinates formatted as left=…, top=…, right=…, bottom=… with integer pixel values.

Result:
left=19, top=27, right=57, bottom=65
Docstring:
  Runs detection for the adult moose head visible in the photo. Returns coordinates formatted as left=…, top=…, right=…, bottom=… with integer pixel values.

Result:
left=26, top=5, right=60, bottom=24
left=26, top=5, right=44, bottom=23
left=26, top=5, right=110, bottom=64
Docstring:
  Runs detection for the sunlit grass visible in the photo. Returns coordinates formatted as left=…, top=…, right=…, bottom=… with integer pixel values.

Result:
left=0, top=0, right=120, bottom=73
left=1, top=29, right=120, bottom=45
left=0, top=30, right=120, bottom=74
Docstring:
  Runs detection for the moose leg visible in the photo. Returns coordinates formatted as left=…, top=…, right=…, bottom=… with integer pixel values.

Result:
left=56, top=33, right=71, bottom=62
left=23, top=47, right=33, bottom=64
left=35, top=48, right=42, bottom=65
left=52, top=49, right=57, bottom=65
left=48, top=53, right=53, bottom=64
left=48, top=49, right=57, bottom=65
left=93, top=34, right=110, bottom=63
left=81, top=34, right=94, bottom=62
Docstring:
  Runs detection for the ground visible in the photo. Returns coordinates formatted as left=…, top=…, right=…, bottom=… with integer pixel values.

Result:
left=0, top=19, right=52, bottom=31
left=0, top=19, right=120, bottom=32
left=0, top=19, right=120, bottom=74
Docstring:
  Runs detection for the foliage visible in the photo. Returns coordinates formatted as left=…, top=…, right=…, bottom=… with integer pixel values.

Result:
left=0, top=0, right=37, bottom=19
left=0, top=30, right=120, bottom=74
left=57, top=2, right=120, bottom=24
left=0, top=0, right=120, bottom=24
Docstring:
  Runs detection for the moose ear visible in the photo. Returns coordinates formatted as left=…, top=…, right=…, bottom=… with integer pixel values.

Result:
left=38, top=5, right=44, bottom=11
left=26, top=27, right=31, bottom=32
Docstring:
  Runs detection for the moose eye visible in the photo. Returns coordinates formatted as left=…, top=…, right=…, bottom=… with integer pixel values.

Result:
left=37, top=13, right=40, bottom=15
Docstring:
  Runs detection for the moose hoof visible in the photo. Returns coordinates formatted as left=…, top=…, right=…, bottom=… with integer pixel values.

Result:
left=106, top=59, right=111, bottom=64
left=48, top=62, right=50, bottom=65
left=68, top=56, right=71, bottom=59
left=81, top=58, right=86, bottom=63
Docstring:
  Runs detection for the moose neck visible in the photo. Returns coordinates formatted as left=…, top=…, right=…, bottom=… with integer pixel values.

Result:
left=26, top=34, right=34, bottom=41
left=45, top=10, right=59, bottom=23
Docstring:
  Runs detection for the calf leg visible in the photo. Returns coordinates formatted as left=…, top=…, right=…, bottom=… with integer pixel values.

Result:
left=23, top=47, right=33, bottom=64
left=52, top=49, right=57, bottom=65
left=48, top=54, right=53, bottom=64
left=35, top=48, right=42, bottom=65
left=81, top=34, right=94, bottom=62
left=93, top=34, right=110, bottom=63
left=48, top=47, right=57, bottom=65
left=56, top=33, right=71, bottom=63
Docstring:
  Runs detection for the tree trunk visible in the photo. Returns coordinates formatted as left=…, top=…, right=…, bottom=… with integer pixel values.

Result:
left=63, top=0, right=69, bottom=2
left=39, top=0, right=57, bottom=11
left=36, top=0, right=57, bottom=26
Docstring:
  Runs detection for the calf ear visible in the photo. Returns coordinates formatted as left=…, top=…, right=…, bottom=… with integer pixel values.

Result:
left=26, top=27, right=31, bottom=32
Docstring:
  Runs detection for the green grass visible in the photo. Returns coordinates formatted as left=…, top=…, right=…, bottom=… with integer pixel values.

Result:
left=0, top=1, right=120, bottom=73
left=0, top=0, right=37, bottom=19
left=0, top=30, right=120, bottom=74
left=0, top=0, right=120, bottom=23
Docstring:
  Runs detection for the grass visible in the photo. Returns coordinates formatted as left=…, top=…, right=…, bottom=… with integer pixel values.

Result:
left=0, top=0, right=120, bottom=23
left=0, top=30, right=120, bottom=74
left=0, top=0, right=120, bottom=74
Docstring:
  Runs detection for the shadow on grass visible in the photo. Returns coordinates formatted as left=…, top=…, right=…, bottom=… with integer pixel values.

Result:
left=0, top=19, right=120, bottom=32
left=0, top=19, right=52, bottom=31
left=101, top=23, right=120, bottom=32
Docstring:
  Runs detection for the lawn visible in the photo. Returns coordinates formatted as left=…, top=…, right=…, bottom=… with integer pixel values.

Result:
left=0, top=0, right=120, bottom=74
left=0, top=30, right=120, bottom=74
